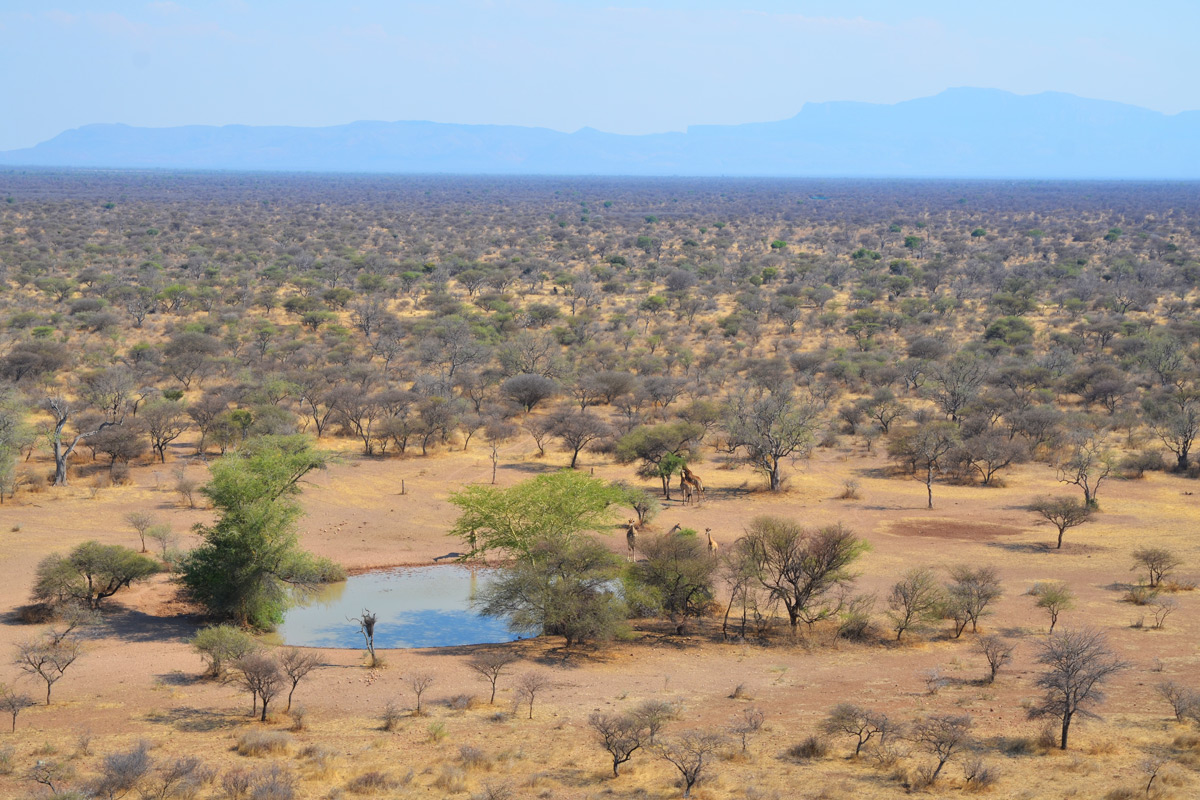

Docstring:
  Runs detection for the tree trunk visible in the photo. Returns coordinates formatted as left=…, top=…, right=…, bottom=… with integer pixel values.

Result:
left=1060, top=715, right=1071, bottom=750
left=925, top=465, right=934, bottom=509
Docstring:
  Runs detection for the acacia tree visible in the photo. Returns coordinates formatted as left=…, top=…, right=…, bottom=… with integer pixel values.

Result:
left=45, top=395, right=123, bottom=486
left=141, top=399, right=189, bottom=463
left=180, top=435, right=341, bottom=630
left=278, top=647, right=321, bottom=712
left=909, top=714, right=972, bottom=784
left=545, top=406, right=613, bottom=469
left=1131, top=547, right=1182, bottom=588
left=476, top=535, right=627, bottom=647
left=722, top=391, right=819, bottom=491
left=33, top=541, right=159, bottom=610
left=614, top=421, right=704, bottom=499
left=888, top=421, right=959, bottom=509
left=234, top=653, right=284, bottom=722
left=1029, top=581, right=1074, bottom=634
left=1056, top=432, right=1114, bottom=508
left=14, top=633, right=84, bottom=705
left=1029, top=497, right=1093, bottom=549
left=632, top=530, right=717, bottom=623
left=448, top=470, right=622, bottom=559
left=589, top=712, right=650, bottom=777
left=657, top=731, right=727, bottom=798
left=0, top=685, right=35, bottom=732
left=467, top=650, right=520, bottom=704
left=738, top=517, right=867, bottom=632
left=1029, top=628, right=1127, bottom=750
left=887, top=567, right=945, bottom=641
left=821, top=704, right=893, bottom=757
left=945, top=566, right=1002, bottom=637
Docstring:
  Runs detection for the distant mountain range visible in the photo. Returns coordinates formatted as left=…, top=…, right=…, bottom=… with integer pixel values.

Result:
left=3, top=88, right=1198, bottom=178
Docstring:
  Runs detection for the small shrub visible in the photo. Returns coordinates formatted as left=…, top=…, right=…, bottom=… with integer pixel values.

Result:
left=345, top=771, right=398, bottom=794
left=963, top=757, right=999, bottom=791
left=0, top=746, right=13, bottom=775
left=729, top=683, right=752, bottom=700
left=838, top=480, right=860, bottom=500
left=471, top=782, right=514, bottom=800
left=447, top=694, right=480, bottom=711
left=249, top=765, right=296, bottom=800
left=433, top=765, right=468, bottom=793
left=221, top=768, right=254, bottom=800
left=299, top=745, right=335, bottom=775
left=1102, top=788, right=1138, bottom=800
left=380, top=701, right=403, bottom=732
left=289, top=706, right=307, bottom=732
left=1123, top=585, right=1158, bottom=606
left=788, top=735, right=829, bottom=760
left=459, top=745, right=492, bottom=770
left=427, top=721, right=448, bottom=742
left=236, top=731, right=292, bottom=757
left=192, top=625, right=259, bottom=678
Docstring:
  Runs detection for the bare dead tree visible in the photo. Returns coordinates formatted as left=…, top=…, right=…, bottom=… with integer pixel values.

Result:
left=467, top=650, right=520, bottom=704
left=974, top=635, right=1015, bottom=683
left=887, top=567, right=945, bottom=641
left=589, top=711, right=650, bottom=777
left=278, top=647, right=322, bottom=712
left=234, top=653, right=285, bottom=722
left=657, top=731, right=727, bottom=798
left=729, top=707, right=765, bottom=753
left=1028, top=627, right=1127, bottom=750
left=407, top=672, right=436, bottom=716
left=515, top=671, right=550, bottom=720
left=1156, top=681, right=1199, bottom=723
left=909, top=713, right=972, bottom=784
left=821, top=703, right=892, bottom=757
left=14, top=633, right=83, bottom=705
left=0, top=685, right=35, bottom=732
left=350, top=609, right=377, bottom=666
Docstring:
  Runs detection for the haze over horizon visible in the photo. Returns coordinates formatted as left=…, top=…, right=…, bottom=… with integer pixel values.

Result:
left=2, top=1, right=1198, bottom=152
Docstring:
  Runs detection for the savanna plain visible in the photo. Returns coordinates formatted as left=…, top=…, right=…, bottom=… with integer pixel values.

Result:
left=0, top=173, right=1198, bottom=800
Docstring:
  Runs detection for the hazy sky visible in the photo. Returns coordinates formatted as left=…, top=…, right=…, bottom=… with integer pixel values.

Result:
left=2, top=0, right=1197, bottom=150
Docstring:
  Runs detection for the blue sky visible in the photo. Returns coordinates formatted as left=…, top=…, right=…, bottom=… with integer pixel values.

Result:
left=2, top=1, right=1197, bottom=150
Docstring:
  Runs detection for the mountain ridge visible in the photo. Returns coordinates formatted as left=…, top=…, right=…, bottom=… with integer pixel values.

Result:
left=4, top=88, right=1197, bottom=178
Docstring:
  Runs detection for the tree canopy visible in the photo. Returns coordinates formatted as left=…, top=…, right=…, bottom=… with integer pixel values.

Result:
left=180, top=435, right=342, bottom=629
left=449, top=470, right=623, bottom=559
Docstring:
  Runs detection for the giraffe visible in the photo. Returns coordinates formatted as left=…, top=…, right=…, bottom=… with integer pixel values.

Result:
left=625, top=519, right=639, bottom=561
left=706, top=528, right=718, bottom=554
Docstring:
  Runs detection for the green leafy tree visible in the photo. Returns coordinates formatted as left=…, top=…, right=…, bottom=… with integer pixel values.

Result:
left=631, top=530, right=717, bottom=621
left=180, top=435, right=343, bottom=629
left=476, top=535, right=628, bottom=647
left=614, top=421, right=704, bottom=500
left=0, top=387, right=33, bottom=503
left=449, top=470, right=623, bottom=559
left=33, top=541, right=159, bottom=610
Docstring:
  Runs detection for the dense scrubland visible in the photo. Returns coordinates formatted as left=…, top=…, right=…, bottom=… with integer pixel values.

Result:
left=1, top=171, right=1200, bottom=799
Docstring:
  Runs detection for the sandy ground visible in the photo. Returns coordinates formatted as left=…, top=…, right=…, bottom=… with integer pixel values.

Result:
left=1, top=435, right=1198, bottom=799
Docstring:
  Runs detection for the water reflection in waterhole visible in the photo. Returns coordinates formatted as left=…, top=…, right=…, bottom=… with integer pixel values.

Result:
left=270, top=565, right=520, bottom=649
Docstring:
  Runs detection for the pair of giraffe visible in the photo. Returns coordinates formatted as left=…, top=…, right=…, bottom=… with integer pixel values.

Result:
left=625, top=520, right=717, bottom=561
left=679, top=465, right=705, bottom=505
